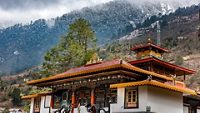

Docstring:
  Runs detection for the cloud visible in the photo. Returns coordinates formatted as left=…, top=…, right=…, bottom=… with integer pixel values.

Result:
left=0, top=0, right=199, bottom=28
left=0, top=0, right=113, bottom=27
left=126, top=0, right=200, bottom=7
left=0, top=0, right=58, bottom=10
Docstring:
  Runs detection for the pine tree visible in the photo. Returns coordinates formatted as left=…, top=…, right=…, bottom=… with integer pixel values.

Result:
left=11, top=88, right=21, bottom=106
left=40, top=18, right=96, bottom=77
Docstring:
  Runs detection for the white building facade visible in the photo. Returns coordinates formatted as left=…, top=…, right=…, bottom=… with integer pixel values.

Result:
left=111, top=86, right=183, bottom=113
left=27, top=84, right=199, bottom=113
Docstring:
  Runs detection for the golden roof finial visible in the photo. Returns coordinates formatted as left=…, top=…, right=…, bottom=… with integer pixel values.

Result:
left=147, top=38, right=152, bottom=43
left=86, top=53, right=102, bottom=65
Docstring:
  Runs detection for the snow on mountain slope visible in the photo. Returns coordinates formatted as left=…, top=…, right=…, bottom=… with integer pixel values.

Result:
left=0, top=0, right=200, bottom=75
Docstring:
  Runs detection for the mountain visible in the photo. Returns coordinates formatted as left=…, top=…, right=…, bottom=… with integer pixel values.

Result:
left=0, top=0, right=199, bottom=75
left=102, top=4, right=200, bottom=88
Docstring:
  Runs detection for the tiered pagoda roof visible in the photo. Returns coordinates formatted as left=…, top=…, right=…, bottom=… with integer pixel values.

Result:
left=130, top=39, right=195, bottom=76
left=27, top=59, right=172, bottom=86
left=24, top=39, right=197, bottom=99
left=131, top=41, right=169, bottom=53
left=129, top=57, right=195, bottom=76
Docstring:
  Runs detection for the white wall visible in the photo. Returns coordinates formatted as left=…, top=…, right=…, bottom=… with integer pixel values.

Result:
left=111, top=86, right=184, bottom=113
left=183, top=106, right=189, bottom=113
left=74, top=106, right=88, bottom=113
left=197, top=109, right=200, bottom=113
left=30, top=98, right=34, bottom=113
left=111, top=86, right=148, bottom=113
left=40, top=95, right=51, bottom=113
left=183, top=107, right=200, bottom=113
left=147, top=86, right=183, bottom=113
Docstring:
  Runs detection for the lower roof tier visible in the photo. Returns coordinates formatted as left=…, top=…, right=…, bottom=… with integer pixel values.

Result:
left=27, top=59, right=173, bottom=87
left=110, top=80, right=196, bottom=95
left=22, top=79, right=197, bottom=100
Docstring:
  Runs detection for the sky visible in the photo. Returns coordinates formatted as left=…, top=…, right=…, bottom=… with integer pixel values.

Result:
left=0, top=0, right=200, bottom=28
left=0, top=0, right=113, bottom=28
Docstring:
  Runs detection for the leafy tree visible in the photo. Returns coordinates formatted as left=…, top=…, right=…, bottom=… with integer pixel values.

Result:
left=23, top=101, right=30, bottom=113
left=40, top=18, right=96, bottom=77
left=68, top=19, right=95, bottom=50
left=0, top=77, right=7, bottom=91
left=175, top=55, right=183, bottom=65
left=10, top=88, right=22, bottom=106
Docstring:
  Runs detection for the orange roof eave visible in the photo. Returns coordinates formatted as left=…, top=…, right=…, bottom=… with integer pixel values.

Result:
left=121, top=63, right=173, bottom=81
left=21, top=92, right=51, bottom=100
left=110, top=80, right=196, bottom=95
left=27, top=60, right=173, bottom=86
left=21, top=94, right=39, bottom=100
left=27, top=63, right=122, bottom=85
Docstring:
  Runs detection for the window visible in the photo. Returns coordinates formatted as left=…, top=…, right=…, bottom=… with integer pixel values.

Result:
left=109, top=89, right=117, bottom=104
left=53, top=95, right=61, bottom=109
left=44, top=96, right=51, bottom=108
left=34, top=98, right=41, bottom=113
left=52, top=91, right=70, bottom=109
left=125, top=87, right=138, bottom=108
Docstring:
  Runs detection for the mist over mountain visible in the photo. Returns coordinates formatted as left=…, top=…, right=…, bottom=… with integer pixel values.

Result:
left=0, top=0, right=113, bottom=27
left=1, top=0, right=200, bottom=28
left=0, top=0, right=199, bottom=75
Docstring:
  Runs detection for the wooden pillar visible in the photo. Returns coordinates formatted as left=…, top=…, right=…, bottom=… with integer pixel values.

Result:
left=91, top=88, right=95, bottom=105
left=71, top=90, right=75, bottom=113
left=183, top=72, right=186, bottom=81
left=104, top=85, right=107, bottom=107
left=163, top=67, right=166, bottom=75
left=183, top=75, right=186, bottom=81
left=50, top=95, right=54, bottom=108
left=150, top=61, right=153, bottom=72
left=148, top=62, right=151, bottom=71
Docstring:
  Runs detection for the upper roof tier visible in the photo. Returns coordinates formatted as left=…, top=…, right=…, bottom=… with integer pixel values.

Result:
left=131, top=39, right=169, bottom=59
left=129, top=57, right=195, bottom=76
left=130, top=39, right=195, bottom=76
left=131, top=40, right=169, bottom=53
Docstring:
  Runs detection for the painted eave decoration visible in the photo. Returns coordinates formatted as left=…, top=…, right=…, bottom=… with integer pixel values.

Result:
left=21, top=92, right=52, bottom=100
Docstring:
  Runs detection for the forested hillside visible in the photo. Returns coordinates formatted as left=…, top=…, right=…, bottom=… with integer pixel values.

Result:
left=0, top=0, right=191, bottom=75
